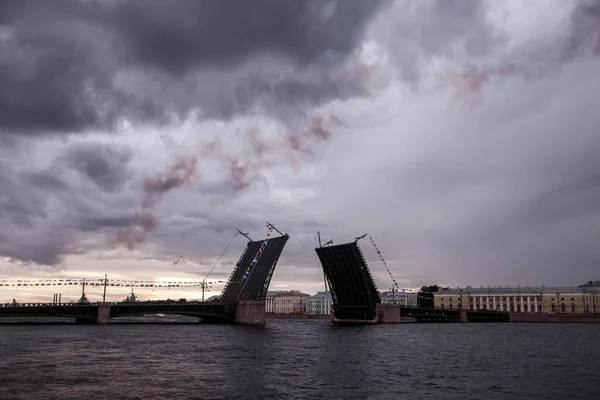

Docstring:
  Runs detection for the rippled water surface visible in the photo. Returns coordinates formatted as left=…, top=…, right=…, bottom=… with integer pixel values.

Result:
left=1, top=320, right=600, bottom=400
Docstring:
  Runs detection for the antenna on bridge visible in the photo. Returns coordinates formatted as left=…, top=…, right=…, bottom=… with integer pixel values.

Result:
left=236, top=229, right=252, bottom=241
left=354, top=233, right=367, bottom=242
left=316, top=232, right=333, bottom=248
left=266, top=221, right=285, bottom=237
left=200, top=282, right=210, bottom=302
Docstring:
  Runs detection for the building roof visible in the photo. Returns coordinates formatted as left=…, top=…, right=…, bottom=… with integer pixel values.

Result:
left=435, top=285, right=599, bottom=295
left=308, top=291, right=332, bottom=299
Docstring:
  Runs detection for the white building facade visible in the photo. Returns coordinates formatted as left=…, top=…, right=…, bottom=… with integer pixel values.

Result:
left=265, top=291, right=279, bottom=313
left=273, top=290, right=310, bottom=314
left=380, top=290, right=418, bottom=307
left=434, top=285, right=600, bottom=314
left=306, top=291, right=333, bottom=315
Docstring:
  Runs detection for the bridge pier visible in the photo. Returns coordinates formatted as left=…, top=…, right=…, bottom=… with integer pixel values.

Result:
left=459, top=309, right=468, bottom=323
left=97, top=303, right=111, bottom=324
left=235, top=300, right=265, bottom=325
left=376, top=303, right=401, bottom=323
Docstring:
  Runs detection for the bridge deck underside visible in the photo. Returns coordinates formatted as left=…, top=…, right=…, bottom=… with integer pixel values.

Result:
left=0, top=305, right=98, bottom=320
left=0, top=303, right=237, bottom=322
left=110, top=303, right=235, bottom=321
left=316, top=242, right=381, bottom=321
left=220, top=235, right=288, bottom=303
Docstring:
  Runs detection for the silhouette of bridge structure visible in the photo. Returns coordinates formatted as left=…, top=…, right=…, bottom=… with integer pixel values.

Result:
left=315, top=238, right=381, bottom=323
left=315, top=233, right=510, bottom=324
left=0, top=227, right=290, bottom=325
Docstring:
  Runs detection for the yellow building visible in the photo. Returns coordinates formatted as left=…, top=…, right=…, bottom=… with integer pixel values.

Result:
left=273, top=290, right=310, bottom=314
left=433, top=285, right=600, bottom=314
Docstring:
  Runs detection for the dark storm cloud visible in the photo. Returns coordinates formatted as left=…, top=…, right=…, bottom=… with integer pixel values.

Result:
left=59, top=142, right=133, bottom=193
left=0, top=0, right=388, bottom=135
left=0, top=141, right=136, bottom=265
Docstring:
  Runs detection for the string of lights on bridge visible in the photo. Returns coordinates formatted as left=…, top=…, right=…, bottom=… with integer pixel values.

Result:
left=0, top=279, right=226, bottom=288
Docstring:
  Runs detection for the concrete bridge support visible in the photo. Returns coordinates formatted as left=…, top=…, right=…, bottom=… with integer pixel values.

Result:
left=235, top=300, right=265, bottom=325
left=376, top=303, right=401, bottom=323
left=459, top=309, right=468, bottom=323
left=97, top=303, right=111, bottom=324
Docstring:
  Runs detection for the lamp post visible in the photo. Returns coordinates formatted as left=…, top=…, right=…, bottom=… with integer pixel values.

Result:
left=102, top=274, right=108, bottom=304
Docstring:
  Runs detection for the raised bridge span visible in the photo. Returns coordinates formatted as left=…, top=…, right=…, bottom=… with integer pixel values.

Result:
left=0, top=230, right=290, bottom=325
left=315, top=234, right=510, bottom=324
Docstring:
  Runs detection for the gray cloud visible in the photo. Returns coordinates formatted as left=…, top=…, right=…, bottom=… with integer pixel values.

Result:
left=59, top=142, right=133, bottom=193
left=369, top=0, right=507, bottom=83
left=0, top=141, right=137, bottom=265
left=0, top=0, right=387, bottom=135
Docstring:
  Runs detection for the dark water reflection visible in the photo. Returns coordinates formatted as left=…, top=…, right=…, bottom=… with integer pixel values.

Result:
left=1, top=320, right=599, bottom=400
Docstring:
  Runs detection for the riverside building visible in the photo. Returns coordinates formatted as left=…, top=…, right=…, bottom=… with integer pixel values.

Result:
left=272, top=290, right=310, bottom=314
left=265, top=291, right=280, bottom=313
left=306, top=291, right=333, bottom=315
left=433, top=283, right=599, bottom=314
left=380, top=290, right=418, bottom=307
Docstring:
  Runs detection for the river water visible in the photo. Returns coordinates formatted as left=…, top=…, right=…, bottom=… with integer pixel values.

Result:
left=1, top=320, right=599, bottom=400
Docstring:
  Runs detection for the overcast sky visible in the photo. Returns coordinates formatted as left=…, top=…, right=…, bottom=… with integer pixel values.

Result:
left=1, top=0, right=599, bottom=302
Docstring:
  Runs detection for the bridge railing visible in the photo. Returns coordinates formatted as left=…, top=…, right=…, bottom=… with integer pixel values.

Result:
left=0, top=300, right=231, bottom=308
left=0, top=302, right=100, bottom=308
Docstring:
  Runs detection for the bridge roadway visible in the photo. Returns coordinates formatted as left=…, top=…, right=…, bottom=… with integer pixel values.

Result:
left=0, top=301, right=257, bottom=324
